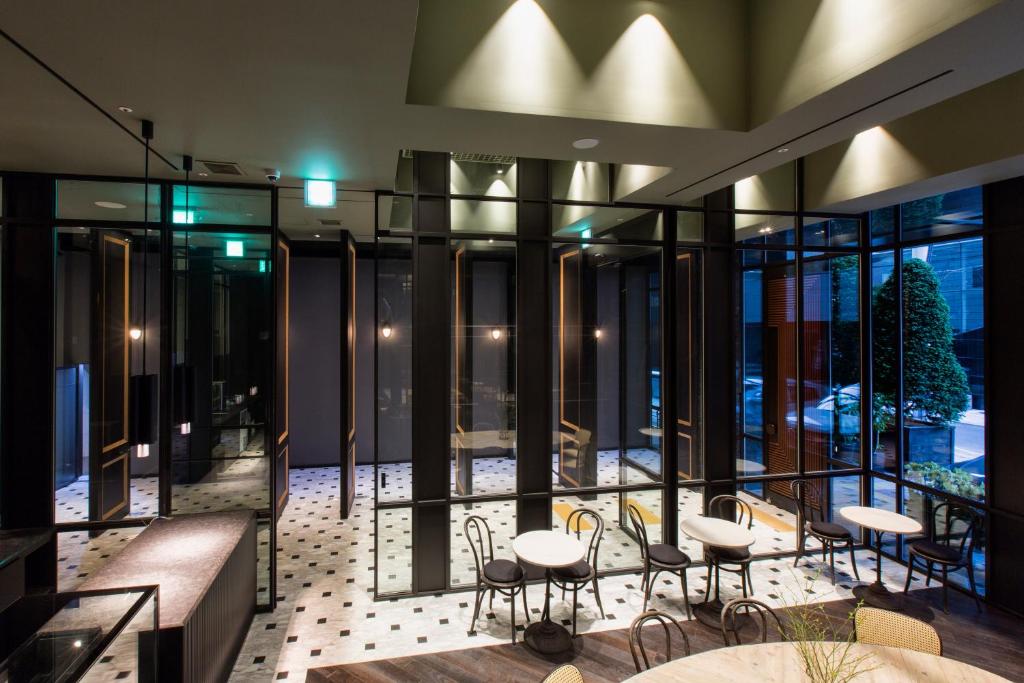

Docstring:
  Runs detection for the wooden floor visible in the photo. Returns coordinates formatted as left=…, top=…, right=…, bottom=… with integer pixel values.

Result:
left=307, top=588, right=1024, bottom=682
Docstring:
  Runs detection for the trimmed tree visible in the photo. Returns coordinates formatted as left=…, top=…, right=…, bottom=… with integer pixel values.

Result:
left=872, top=257, right=969, bottom=428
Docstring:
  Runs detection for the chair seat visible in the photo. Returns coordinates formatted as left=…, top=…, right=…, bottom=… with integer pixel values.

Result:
left=808, top=520, right=852, bottom=539
left=553, top=559, right=593, bottom=581
left=909, top=539, right=962, bottom=564
left=483, top=559, right=524, bottom=583
left=649, top=544, right=689, bottom=566
left=706, top=545, right=752, bottom=563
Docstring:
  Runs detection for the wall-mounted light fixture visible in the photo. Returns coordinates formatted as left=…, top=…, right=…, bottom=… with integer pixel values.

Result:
left=490, top=327, right=503, bottom=341
left=594, top=328, right=603, bottom=339
left=381, top=323, right=393, bottom=339
left=226, top=240, right=245, bottom=257
left=305, top=179, right=337, bottom=208
left=129, top=327, right=143, bottom=341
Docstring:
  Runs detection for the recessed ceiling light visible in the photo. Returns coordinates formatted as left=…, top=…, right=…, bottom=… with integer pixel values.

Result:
left=496, top=168, right=504, bottom=175
left=777, top=147, right=789, bottom=153
left=313, top=233, right=321, bottom=238
left=572, top=138, right=600, bottom=150
left=118, top=106, right=133, bottom=113
left=198, top=172, right=208, bottom=177
left=94, top=201, right=127, bottom=209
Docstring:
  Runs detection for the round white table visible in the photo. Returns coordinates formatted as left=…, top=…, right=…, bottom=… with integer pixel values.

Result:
left=639, top=427, right=663, bottom=438
left=736, top=458, right=766, bottom=475
left=512, top=530, right=585, bottom=654
left=680, top=516, right=756, bottom=626
left=840, top=506, right=923, bottom=610
left=624, top=642, right=1010, bottom=682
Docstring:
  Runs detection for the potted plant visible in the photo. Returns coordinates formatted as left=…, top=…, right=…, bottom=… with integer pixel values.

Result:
left=872, top=258, right=970, bottom=470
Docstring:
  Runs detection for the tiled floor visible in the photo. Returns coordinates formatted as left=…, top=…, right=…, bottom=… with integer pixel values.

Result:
left=227, top=465, right=923, bottom=682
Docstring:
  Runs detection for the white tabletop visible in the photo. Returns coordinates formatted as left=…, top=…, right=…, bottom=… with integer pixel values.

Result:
left=840, top=506, right=923, bottom=535
left=625, top=642, right=1009, bottom=682
left=450, top=429, right=515, bottom=450
left=680, top=516, right=755, bottom=548
left=736, top=458, right=767, bottom=475
left=639, top=427, right=663, bottom=437
left=512, top=530, right=585, bottom=568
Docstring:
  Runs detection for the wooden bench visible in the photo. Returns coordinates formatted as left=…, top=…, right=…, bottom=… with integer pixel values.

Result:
left=80, top=510, right=256, bottom=682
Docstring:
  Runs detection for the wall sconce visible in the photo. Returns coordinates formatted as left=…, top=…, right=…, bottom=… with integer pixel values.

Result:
left=129, top=327, right=143, bottom=341
left=594, top=328, right=603, bottom=339
left=490, top=327, right=503, bottom=341
left=180, top=422, right=191, bottom=435
left=133, top=443, right=150, bottom=459
left=381, top=323, right=393, bottom=339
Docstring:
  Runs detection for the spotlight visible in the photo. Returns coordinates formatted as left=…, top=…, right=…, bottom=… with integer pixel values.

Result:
left=117, top=106, right=133, bottom=113
left=490, top=327, right=503, bottom=341
left=381, top=324, right=393, bottom=339
left=594, top=328, right=603, bottom=339
left=777, top=147, right=789, bottom=153
left=129, top=327, right=143, bottom=340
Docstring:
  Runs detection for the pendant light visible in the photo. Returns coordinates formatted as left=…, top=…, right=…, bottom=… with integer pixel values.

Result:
left=130, top=120, right=158, bottom=456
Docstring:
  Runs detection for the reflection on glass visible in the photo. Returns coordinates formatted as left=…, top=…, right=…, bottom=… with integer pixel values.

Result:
left=54, top=228, right=161, bottom=523
left=552, top=205, right=662, bottom=241
left=377, top=195, right=412, bottom=231
left=677, top=486, right=704, bottom=559
left=552, top=245, right=662, bottom=489
left=901, top=488, right=985, bottom=596
left=870, top=251, right=896, bottom=473
left=894, top=240, right=985, bottom=501
left=553, top=490, right=662, bottom=571
left=871, top=477, right=898, bottom=557
left=803, top=254, right=860, bottom=471
left=738, top=250, right=798, bottom=477
left=803, top=217, right=859, bottom=248
left=170, top=230, right=271, bottom=517
left=171, top=185, right=271, bottom=226
left=450, top=157, right=517, bottom=197
left=735, top=214, right=795, bottom=246
left=551, top=161, right=609, bottom=203
left=676, top=211, right=703, bottom=242
left=55, top=180, right=160, bottom=223
left=450, top=199, right=516, bottom=233
left=450, top=500, right=516, bottom=587
left=377, top=239, right=413, bottom=502
left=869, top=206, right=895, bottom=245
left=900, top=186, right=982, bottom=241
left=451, top=240, right=516, bottom=497
left=734, top=163, right=795, bottom=212
left=377, top=507, right=412, bottom=594
left=676, top=248, right=702, bottom=482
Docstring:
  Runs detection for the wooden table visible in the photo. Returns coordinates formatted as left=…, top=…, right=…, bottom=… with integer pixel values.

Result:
left=680, top=516, right=755, bottom=626
left=512, top=530, right=585, bottom=654
left=625, top=642, right=1010, bottom=682
left=840, top=506, right=923, bottom=610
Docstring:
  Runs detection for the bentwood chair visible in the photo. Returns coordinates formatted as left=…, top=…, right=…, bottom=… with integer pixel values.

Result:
left=628, top=610, right=692, bottom=673
left=902, top=501, right=982, bottom=613
left=704, top=495, right=755, bottom=598
left=855, top=606, right=942, bottom=656
left=551, top=508, right=606, bottom=636
left=540, top=664, right=584, bottom=683
left=720, top=597, right=787, bottom=646
left=464, top=515, right=529, bottom=643
left=627, top=503, right=693, bottom=618
left=791, top=479, right=860, bottom=585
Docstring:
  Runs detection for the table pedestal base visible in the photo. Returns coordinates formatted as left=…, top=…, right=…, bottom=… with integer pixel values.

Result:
left=692, top=599, right=726, bottom=628
left=853, top=582, right=905, bottom=611
left=524, top=620, right=573, bottom=654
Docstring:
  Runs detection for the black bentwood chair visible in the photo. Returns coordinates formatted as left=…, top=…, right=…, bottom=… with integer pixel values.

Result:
left=628, top=610, right=691, bottom=673
left=902, top=501, right=982, bottom=613
left=720, top=597, right=787, bottom=646
left=464, top=515, right=530, bottom=643
left=550, top=508, right=606, bottom=636
left=791, top=479, right=860, bottom=585
left=627, top=504, right=692, bottom=618
left=704, top=495, right=755, bottom=598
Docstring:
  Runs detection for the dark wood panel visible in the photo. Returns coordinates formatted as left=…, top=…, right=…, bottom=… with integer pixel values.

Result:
left=413, top=503, right=447, bottom=593
left=276, top=238, right=291, bottom=515
left=308, top=588, right=1024, bottom=683
left=703, top=244, right=733, bottom=482
left=516, top=241, right=550, bottom=494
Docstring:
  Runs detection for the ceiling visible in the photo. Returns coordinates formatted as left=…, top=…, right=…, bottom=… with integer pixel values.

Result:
left=2, top=0, right=1024, bottom=237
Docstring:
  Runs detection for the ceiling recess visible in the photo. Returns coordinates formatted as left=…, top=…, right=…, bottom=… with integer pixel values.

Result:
left=319, top=219, right=341, bottom=226
left=198, top=160, right=244, bottom=175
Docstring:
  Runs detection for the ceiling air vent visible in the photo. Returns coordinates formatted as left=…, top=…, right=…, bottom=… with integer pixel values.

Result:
left=198, top=160, right=244, bottom=176
left=319, top=219, right=341, bottom=226
left=451, top=152, right=516, bottom=164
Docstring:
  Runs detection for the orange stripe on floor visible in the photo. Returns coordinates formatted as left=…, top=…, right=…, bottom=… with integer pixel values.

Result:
left=625, top=499, right=661, bottom=524
left=750, top=505, right=795, bottom=532
left=552, top=503, right=593, bottom=531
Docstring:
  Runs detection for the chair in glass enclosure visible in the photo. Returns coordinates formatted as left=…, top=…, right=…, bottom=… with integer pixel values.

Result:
left=464, top=515, right=530, bottom=643
left=628, top=610, right=691, bottom=673
left=720, top=597, right=787, bottom=646
left=550, top=508, right=605, bottom=636
left=902, top=501, right=982, bottom=612
left=790, top=479, right=860, bottom=585
left=704, top=495, right=755, bottom=598
left=627, top=503, right=692, bottom=618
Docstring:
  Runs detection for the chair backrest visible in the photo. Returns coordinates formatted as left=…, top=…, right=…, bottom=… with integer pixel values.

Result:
left=720, top=598, right=787, bottom=646
left=855, top=606, right=942, bottom=656
left=790, top=479, right=821, bottom=526
left=626, top=503, right=651, bottom=561
left=565, top=507, right=604, bottom=568
left=708, top=494, right=753, bottom=529
left=629, top=610, right=691, bottom=672
left=930, top=502, right=980, bottom=561
left=463, top=515, right=493, bottom=578
left=540, top=664, right=584, bottom=683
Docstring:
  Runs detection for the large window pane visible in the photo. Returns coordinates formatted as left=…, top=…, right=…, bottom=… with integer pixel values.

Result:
left=898, top=239, right=984, bottom=501
left=735, top=214, right=795, bottom=246
left=450, top=500, right=516, bottom=588
left=554, top=490, right=659, bottom=571
left=552, top=205, right=662, bottom=241
left=803, top=216, right=859, bottom=248
left=450, top=156, right=516, bottom=197
left=734, top=163, right=796, bottom=212
left=56, top=180, right=160, bottom=223
left=376, top=239, right=413, bottom=503
left=803, top=253, right=860, bottom=472
left=676, top=248, right=702, bottom=482
left=870, top=251, right=896, bottom=474
left=451, top=240, right=516, bottom=497
left=451, top=199, right=516, bottom=233
left=551, top=161, right=609, bottom=203
left=900, top=187, right=982, bottom=241
left=901, top=489, right=986, bottom=596
left=171, top=185, right=271, bottom=226
left=552, top=245, right=662, bottom=489
left=377, top=506, right=412, bottom=594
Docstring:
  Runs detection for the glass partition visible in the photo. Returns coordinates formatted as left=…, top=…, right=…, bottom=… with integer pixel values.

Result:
left=55, top=180, right=160, bottom=223
left=171, top=185, right=271, bottom=226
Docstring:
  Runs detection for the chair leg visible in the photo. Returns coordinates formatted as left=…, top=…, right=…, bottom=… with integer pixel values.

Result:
left=680, top=569, right=692, bottom=620
left=714, top=564, right=722, bottom=601
left=794, top=530, right=805, bottom=568
left=571, top=585, right=579, bottom=637
left=522, top=582, right=531, bottom=622
left=511, top=587, right=517, bottom=644
left=848, top=540, right=861, bottom=581
left=966, top=562, right=982, bottom=613
left=644, top=573, right=655, bottom=611
left=925, top=561, right=934, bottom=586
left=469, top=587, right=485, bottom=634
left=593, top=576, right=606, bottom=619
left=746, top=564, right=755, bottom=596
left=942, top=567, right=950, bottom=614
left=489, top=588, right=495, bottom=610
left=703, top=563, right=713, bottom=604
left=829, top=543, right=837, bottom=586
left=822, top=540, right=827, bottom=563
left=903, top=555, right=915, bottom=594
